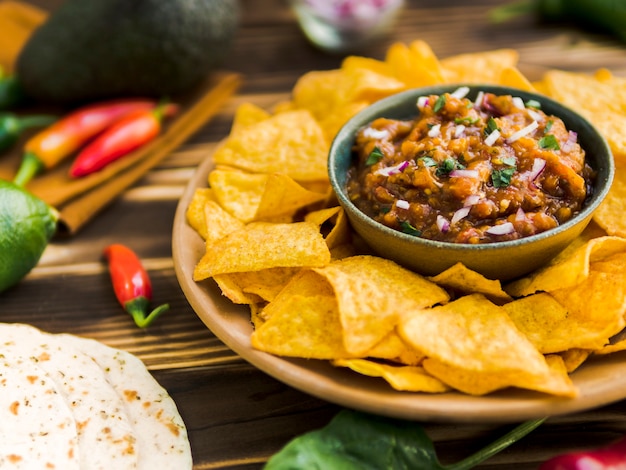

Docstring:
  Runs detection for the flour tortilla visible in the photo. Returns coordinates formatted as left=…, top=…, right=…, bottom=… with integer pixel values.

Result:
left=0, top=351, right=80, bottom=469
left=60, top=334, right=193, bottom=469
left=0, top=323, right=192, bottom=470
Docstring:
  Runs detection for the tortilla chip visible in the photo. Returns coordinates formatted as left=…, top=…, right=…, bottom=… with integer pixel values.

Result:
left=498, top=66, right=536, bottom=91
left=230, top=102, right=271, bottom=134
left=429, top=262, right=512, bottom=304
left=505, top=236, right=626, bottom=297
left=366, top=330, right=424, bottom=366
left=441, top=49, right=519, bottom=84
left=313, top=256, right=450, bottom=356
left=333, top=359, right=450, bottom=392
left=399, top=294, right=577, bottom=396
left=504, top=291, right=620, bottom=353
left=185, top=188, right=215, bottom=240
left=557, top=349, right=592, bottom=373
left=251, top=270, right=352, bottom=359
left=384, top=40, right=446, bottom=87
left=216, top=267, right=301, bottom=304
left=212, top=109, right=329, bottom=181
left=594, top=168, right=626, bottom=237
left=193, top=221, right=331, bottom=280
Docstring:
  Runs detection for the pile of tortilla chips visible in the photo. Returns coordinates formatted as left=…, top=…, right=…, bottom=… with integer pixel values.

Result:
left=187, top=39, right=626, bottom=398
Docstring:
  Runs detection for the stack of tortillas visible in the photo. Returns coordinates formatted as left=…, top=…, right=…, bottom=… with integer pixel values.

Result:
left=0, top=323, right=192, bottom=469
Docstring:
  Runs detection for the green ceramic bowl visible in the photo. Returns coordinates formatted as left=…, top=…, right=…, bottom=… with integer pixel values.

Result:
left=328, top=85, right=614, bottom=281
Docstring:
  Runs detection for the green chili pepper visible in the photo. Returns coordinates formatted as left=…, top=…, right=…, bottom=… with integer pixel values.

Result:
left=0, top=113, right=57, bottom=153
left=489, top=0, right=626, bottom=43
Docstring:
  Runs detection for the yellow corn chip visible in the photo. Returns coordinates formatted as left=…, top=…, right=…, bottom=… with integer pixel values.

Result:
left=400, top=294, right=577, bottom=397
left=193, top=221, right=331, bottom=280
left=213, top=109, right=329, bottom=181
left=333, top=359, right=450, bottom=392
left=313, top=256, right=449, bottom=356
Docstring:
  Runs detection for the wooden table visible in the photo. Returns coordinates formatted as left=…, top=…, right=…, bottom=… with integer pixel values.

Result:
left=4, top=1, right=626, bottom=468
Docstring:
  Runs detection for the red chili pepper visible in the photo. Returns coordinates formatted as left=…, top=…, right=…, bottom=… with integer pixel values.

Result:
left=539, top=435, right=626, bottom=469
left=103, top=243, right=170, bottom=328
left=68, top=102, right=178, bottom=178
left=13, top=98, right=157, bottom=186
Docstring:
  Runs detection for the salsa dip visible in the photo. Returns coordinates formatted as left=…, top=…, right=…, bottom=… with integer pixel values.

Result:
left=346, top=87, right=595, bottom=244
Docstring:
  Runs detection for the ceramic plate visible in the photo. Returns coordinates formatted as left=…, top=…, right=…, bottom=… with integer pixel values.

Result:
left=172, top=153, right=626, bottom=423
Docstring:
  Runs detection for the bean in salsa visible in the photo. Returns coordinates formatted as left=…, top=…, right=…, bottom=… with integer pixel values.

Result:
left=346, top=88, right=594, bottom=244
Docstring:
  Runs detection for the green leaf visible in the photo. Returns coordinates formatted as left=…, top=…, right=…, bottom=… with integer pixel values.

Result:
left=366, top=147, right=384, bottom=165
left=264, top=410, right=442, bottom=470
left=545, top=120, right=554, bottom=132
left=492, top=167, right=516, bottom=187
left=500, top=156, right=516, bottom=167
left=485, top=117, right=500, bottom=136
left=264, top=410, right=547, bottom=470
left=454, top=116, right=479, bottom=125
left=539, top=134, right=560, bottom=150
left=525, top=99, right=541, bottom=109
left=401, top=221, right=422, bottom=236
left=433, top=95, right=447, bottom=113
left=418, top=156, right=437, bottom=167
left=435, top=157, right=464, bottom=177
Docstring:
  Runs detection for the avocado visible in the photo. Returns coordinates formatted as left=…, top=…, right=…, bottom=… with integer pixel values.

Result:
left=16, top=0, right=239, bottom=104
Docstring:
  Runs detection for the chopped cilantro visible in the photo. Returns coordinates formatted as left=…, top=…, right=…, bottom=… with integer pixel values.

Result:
left=454, top=116, right=479, bottom=125
left=485, top=117, right=500, bottom=136
left=525, top=99, right=541, bottom=109
left=433, top=95, right=447, bottom=113
left=418, top=156, right=437, bottom=167
left=400, top=220, right=421, bottom=236
left=500, top=156, right=516, bottom=167
left=491, top=167, right=516, bottom=188
left=435, top=157, right=464, bottom=177
left=365, top=146, right=384, bottom=165
left=545, top=120, right=554, bottom=132
left=539, top=134, right=560, bottom=151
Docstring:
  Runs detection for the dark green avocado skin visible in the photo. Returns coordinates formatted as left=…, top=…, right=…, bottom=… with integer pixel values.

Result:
left=16, top=0, right=239, bottom=104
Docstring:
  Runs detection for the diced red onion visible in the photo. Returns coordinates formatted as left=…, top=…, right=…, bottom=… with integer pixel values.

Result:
left=396, top=199, right=410, bottom=210
left=428, top=123, right=441, bottom=138
left=506, top=120, right=538, bottom=143
left=463, top=195, right=480, bottom=206
left=528, top=158, right=546, bottom=181
left=486, top=222, right=514, bottom=235
left=451, top=206, right=471, bottom=224
left=484, top=129, right=500, bottom=146
left=451, top=86, right=470, bottom=99
left=417, top=96, right=429, bottom=109
left=454, top=124, right=466, bottom=138
left=512, top=96, right=525, bottom=109
left=375, top=160, right=409, bottom=176
left=527, top=109, right=543, bottom=122
left=474, top=91, right=485, bottom=109
left=362, top=127, right=390, bottom=140
left=561, top=131, right=578, bottom=153
left=515, top=207, right=526, bottom=221
left=449, top=169, right=480, bottom=179
left=436, top=214, right=450, bottom=233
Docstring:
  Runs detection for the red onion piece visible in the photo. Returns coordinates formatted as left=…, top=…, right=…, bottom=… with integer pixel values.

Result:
left=375, top=160, right=409, bottom=176
left=464, top=195, right=480, bottom=206
left=436, top=215, right=450, bottom=233
left=451, top=206, right=471, bottom=225
left=449, top=169, right=479, bottom=179
left=486, top=222, right=515, bottom=235
left=529, top=158, right=546, bottom=182
left=396, top=199, right=410, bottom=210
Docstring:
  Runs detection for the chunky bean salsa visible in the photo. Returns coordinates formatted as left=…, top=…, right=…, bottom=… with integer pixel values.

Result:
left=346, top=88, right=594, bottom=243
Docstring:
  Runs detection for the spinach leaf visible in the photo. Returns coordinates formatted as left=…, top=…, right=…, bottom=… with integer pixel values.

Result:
left=264, top=410, right=545, bottom=470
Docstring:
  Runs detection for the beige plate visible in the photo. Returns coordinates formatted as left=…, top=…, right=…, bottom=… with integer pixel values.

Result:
left=173, top=153, right=626, bottom=424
